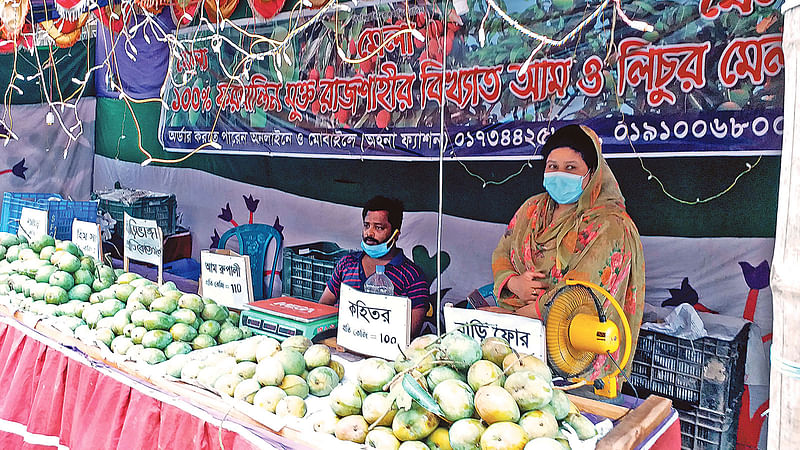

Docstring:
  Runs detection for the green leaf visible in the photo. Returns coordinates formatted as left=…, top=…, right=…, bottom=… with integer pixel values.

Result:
left=402, top=374, right=445, bottom=417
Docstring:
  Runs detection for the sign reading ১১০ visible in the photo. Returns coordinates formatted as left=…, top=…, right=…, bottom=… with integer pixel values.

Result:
left=337, top=284, right=410, bottom=360
left=200, top=249, right=253, bottom=308
left=18, top=207, right=48, bottom=241
left=443, top=305, right=547, bottom=361
left=72, top=219, right=102, bottom=260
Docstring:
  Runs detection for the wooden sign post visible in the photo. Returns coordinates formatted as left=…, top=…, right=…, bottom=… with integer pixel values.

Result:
left=200, top=249, right=253, bottom=308
left=337, top=284, right=411, bottom=359
left=72, top=219, right=102, bottom=260
left=18, top=207, right=48, bottom=242
left=443, top=304, right=547, bottom=360
left=123, top=213, right=164, bottom=284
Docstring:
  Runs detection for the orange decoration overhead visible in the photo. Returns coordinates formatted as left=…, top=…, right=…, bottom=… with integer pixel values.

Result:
left=39, top=12, right=89, bottom=48
left=204, top=0, right=238, bottom=23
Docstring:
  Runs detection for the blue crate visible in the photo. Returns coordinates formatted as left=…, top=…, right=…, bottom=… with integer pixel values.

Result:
left=1, top=192, right=61, bottom=235
left=1, top=193, right=98, bottom=240
left=46, top=199, right=99, bottom=240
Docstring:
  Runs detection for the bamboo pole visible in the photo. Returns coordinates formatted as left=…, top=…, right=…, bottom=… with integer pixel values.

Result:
left=769, top=5, right=800, bottom=448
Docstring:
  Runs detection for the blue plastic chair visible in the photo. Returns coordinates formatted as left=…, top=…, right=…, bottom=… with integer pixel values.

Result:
left=217, top=224, right=282, bottom=300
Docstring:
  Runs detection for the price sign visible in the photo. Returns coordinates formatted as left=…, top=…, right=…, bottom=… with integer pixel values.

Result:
left=72, top=219, right=102, bottom=260
left=18, top=207, right=48, bottom=241
left=443, top=305, right=547, bottom=361
left=200, top=249, right=253, bottom=308
left=337, top=284, right=410, bottom=359
left=123, top=213, right=163, bottom=283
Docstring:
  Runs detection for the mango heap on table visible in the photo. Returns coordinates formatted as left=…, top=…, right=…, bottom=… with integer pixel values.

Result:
left=322, top=332, right=597, bottom=450
left=0, top=232, right=249, bottom=364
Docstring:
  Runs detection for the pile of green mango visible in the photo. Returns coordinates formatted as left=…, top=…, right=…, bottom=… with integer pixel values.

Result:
left=0, top=232, right=249, bottom=364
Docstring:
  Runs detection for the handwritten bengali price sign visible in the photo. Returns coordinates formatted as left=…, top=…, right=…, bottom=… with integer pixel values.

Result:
left=160, top=0, right=784, bottom=160
left=443, top=305, right=546, bottom=361
left=200, top=249, right=253, bottom=308
left=123, top=213, right=164, bottom=282
left=337, top=284, right=411, bottom=359
left=72, top=219, right=102, bottom=260
left=18, top=207, right=48, bottom=241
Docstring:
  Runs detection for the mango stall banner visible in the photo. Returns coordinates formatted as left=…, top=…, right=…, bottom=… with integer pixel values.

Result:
left=159, top=0, right=785, bottom=160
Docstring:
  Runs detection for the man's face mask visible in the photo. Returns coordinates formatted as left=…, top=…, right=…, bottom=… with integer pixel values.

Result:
left=543, top=170, right=590, bottom=204
left=361, top=229, right=398, bottom=258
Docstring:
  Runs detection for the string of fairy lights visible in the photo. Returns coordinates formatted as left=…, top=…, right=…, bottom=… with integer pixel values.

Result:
left=0, top=0, right=772, bottom=205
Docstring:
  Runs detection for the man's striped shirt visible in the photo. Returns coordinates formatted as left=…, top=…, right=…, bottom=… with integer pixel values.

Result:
left=326, top=250, right=430, bottom=309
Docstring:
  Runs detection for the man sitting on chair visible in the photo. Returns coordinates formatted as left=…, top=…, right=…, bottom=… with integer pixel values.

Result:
left=319, top=196, right=430, bottom=337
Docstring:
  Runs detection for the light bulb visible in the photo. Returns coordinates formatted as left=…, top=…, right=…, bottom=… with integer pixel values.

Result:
left=46, top=111, right=55, bottom=126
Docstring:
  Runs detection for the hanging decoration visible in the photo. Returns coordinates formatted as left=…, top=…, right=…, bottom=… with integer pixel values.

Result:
left=39, top=12, right=89, bottom=48
left=247, top=0, right=285, bottom=20
left=54, top=0, right=88, bottom=21
left=93, top=2, right=134, bottom=34
left=204, top=0, right=238, bottom=23
left=170, top=0, right=201, bottom=27
left=0, top=0, right=29, bottom=40
left=0, top=21, right=31, bottom=52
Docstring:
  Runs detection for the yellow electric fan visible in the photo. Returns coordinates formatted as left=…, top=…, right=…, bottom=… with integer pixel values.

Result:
left=544, top=278, right=632, bottom=398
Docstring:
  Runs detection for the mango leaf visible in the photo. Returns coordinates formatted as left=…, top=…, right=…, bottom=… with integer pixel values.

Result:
left=402, top=374, right=445, bottom=417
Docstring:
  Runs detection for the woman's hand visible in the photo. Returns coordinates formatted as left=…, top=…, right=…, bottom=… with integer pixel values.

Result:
left=507, top=271, right=549, bottom=303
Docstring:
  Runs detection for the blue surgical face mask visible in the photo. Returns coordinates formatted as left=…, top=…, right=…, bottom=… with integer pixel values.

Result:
left=543, top=170, right=589, bottom=204
left=361, top=229, right=398, bottom=258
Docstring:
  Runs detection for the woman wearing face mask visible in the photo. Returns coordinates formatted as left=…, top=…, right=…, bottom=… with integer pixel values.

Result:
left=490, top=124, right=645, bottom=380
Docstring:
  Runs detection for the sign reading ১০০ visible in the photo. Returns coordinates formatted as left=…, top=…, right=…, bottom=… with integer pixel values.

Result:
left=443, top=305, right=546, bottom=361
left=18, top=207, right=48, bottom=241
left=337, top=284, right=410, bottom=360
left=72, top=219, right=102, bottom=260
left=200, top=249, right=253, bottom=308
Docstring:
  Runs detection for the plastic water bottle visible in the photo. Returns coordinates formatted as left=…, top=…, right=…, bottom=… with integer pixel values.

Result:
left=364, top=265, right=394, bottom=295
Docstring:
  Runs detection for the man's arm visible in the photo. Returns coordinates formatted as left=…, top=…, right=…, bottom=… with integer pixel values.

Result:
left=319, top=287, right=337, bottom=306
left=320, top=255, right=348, bottom=306
left=410, top=306, right=426, bottom=337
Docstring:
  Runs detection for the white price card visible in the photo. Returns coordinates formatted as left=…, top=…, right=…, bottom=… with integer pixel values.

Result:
left=18, top=207, right=48, bottom=241
left=72, top=219, right=102, bottom=260
left=443, top=304, right=547, bottom=361
left=200, top=249, right=253, bottom=308
left=123, top=213, right=163, bottom=267
left=337, top=284, right=411, bottom=359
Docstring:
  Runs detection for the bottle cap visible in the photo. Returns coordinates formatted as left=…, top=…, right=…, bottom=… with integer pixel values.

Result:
left=376, top=265, right=385, bottom=274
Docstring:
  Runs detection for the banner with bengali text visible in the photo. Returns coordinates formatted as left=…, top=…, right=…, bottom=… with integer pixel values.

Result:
left=159, top=0, right=784, bottom=159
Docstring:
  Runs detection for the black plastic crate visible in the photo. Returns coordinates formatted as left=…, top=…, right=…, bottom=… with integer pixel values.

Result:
left=623, top=324, right=749, bottom=414
left=94, top=189, right=177, bottom=236
left=281, top=241, right=354, bottom=302
left=678, top=405, right=740, bottom=450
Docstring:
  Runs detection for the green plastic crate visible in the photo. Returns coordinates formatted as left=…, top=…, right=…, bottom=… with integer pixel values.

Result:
left=281, top=241, right=354, bottom=302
